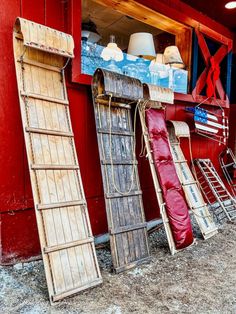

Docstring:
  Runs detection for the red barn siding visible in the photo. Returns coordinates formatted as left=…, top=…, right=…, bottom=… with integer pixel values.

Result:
left=0, top=0, right=233, bottom=264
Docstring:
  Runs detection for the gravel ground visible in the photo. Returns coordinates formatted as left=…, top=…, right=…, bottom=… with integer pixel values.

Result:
left=1, top=219, right=236, bottom=314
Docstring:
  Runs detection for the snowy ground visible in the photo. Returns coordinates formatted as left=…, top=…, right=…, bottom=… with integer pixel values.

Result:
left=1, top=221, right=236, bottom=314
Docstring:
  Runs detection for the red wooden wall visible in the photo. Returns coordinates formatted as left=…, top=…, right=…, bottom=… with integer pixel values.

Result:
left=0, top=0, right=233, bottom=264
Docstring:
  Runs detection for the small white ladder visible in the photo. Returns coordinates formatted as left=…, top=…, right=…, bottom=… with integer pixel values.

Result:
left=194, top=159, right=236, bottom=223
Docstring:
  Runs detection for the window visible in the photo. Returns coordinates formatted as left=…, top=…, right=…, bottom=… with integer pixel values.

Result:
left=72, top=0, right=192, bottom=93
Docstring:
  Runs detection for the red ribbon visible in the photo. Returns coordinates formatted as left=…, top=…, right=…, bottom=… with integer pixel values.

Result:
left=206, top=56, right=220, bottom=98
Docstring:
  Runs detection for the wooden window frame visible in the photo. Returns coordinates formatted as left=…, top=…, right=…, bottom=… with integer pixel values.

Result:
left=69, top=0, right=192, bottom=84
left=191, top=27, right=233, bottom=107
left=68, top=0, right=233, bottom=107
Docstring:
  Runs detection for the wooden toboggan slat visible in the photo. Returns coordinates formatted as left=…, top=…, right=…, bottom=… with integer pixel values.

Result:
left=13, top=17, right=102, bottom=303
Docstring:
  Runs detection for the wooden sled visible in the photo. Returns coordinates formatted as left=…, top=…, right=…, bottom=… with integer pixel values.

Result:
left=13, top=18, right=102, bottom=303
left=139, top=84, right=195, bottom=254
left=92, top=69, right=150, bottom=272
left=167, top=121, right=218, bottom=239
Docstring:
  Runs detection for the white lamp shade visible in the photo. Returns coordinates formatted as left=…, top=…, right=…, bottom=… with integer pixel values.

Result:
left=81, top=30, right=101, bottom=43
left=101, top=42, right=123, bottom=62
left=163, top=45, right=185, bottom=68
left=127, top=32, right=156, bottom=60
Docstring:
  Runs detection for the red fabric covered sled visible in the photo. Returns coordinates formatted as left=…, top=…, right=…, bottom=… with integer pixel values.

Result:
left=146, top=109, right=194, bottom=249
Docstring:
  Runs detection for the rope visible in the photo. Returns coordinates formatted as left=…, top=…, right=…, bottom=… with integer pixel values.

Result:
left=138, top=99, right=151, bottom=158
left=195, top=96, right=211, bottom=108
left=107, top=93, right=140, bottom=195
left=61, top=57, right=70, bottom=71
left=138, top=99, right=158, bottom=158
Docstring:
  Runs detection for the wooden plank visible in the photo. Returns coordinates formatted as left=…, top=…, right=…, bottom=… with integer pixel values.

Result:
left=106, top=191, right=142, bottom=199
left=93, top=0, right=191, bottom=35
left=52, top=278, right=102, bottom=302
left=44, top=237, right=94, bottom=254
left=97, top=128, right=134, bottom=136
left=115, top=256, right=150, bottom=274
left=25, top=127, right=73, bottom=137
left=31, top=164, right=79, bottom=170
left=20, top=91, right=69, bottom=105
left=96, top=98, right=131, bottom=109
left=36, top=200, right=86, bottom=210
left=13, top=18, right=102, bottom=303
left=192, top=31, right=199, bottom=91
left=17, top=57, right=61, bottom=72
left=101, top=160, right=138, bottom=165
left=110, top=222, right=147, bottom=234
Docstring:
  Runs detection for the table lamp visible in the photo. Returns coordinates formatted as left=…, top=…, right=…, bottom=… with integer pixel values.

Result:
left=163, top=45, right=185, bottom=69
left=127, top=32, right=156, bottom=82
left=163, top=45, right=185, bottom=90
left=101, top=35, right=123, bottom=73
left=82, top=20, right=101, bottom=43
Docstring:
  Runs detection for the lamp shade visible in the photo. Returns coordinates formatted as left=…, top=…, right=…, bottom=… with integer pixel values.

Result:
left=81, top=30, right=101, bottom=43
left=127, top=32, right=156, bottom=60
left=101, top=35, right=123, bottom=62
left=82, top=20, right=101, bottom=43
left=163, top=45, right=185, bottom=68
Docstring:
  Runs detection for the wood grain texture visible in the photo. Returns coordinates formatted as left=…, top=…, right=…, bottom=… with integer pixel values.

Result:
left=92, top=69, right=150, bottom=272
left=13, top=17, right=102, bottom=302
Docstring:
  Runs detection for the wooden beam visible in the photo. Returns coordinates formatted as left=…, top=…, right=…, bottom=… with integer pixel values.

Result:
left=94, top=0, right=190, bottom=35
left=192, top=29, right=229, bottom=100
left=175, top=28, right=192, bottom=87
left=136, top=0, right=233, bottom=41
left=174, top=93, right=229, bottom=108
left=192, top=31, right=199, bottom=91
left=192, top=44, right=228, bottom=99
left=226, top=51, right=233, bottom=100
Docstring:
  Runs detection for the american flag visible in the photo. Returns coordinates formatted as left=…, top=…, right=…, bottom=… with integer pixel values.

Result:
left=186, top=107, right=228, bottom=143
